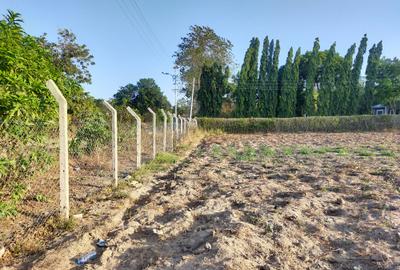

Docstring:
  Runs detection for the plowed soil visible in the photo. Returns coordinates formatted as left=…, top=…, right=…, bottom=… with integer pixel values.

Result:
left=15, top=132, right=400, bottom=269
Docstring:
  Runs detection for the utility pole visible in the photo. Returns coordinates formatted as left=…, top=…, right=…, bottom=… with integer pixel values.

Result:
left=162, top=72, right=178, bottom=115
left=189, top=77, right=195, bottom=120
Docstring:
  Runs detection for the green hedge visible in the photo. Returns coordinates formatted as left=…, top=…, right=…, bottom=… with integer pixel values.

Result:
left=198, top=115, right=400, bottom=133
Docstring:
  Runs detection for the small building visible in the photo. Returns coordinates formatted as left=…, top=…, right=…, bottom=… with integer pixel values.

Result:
left=372, top=104, right=389, bottom=115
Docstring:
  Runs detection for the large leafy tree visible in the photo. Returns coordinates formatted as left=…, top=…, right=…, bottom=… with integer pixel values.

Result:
left=375, top=58, right=400, bottom=113
left=40, top=29, right=95, bottom=84
left=348, top=34, right=368, bottom=114
left=266, top=40, right=280, bottom=117
left=257, top=36, right=269, bottom=116
left=362, top=41, right=383, bottom=113
left=235, top=37, right=259, bottom=117
left=173, top=25, right=233, bottom=94
left=197, top=63, right=228, bottom=117
left=113, top=79, right=170, bottom=116
left=277, top=47, right=293, bottom=117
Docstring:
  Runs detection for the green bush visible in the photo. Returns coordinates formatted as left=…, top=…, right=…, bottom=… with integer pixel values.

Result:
left=198, top=115, right=400, bottom=133
left=70, top=112, right=111, bottom=156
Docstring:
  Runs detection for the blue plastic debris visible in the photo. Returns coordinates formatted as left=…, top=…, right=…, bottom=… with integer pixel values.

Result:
left=96, top=239, right=107, bottom=248
left=75, top=251, right=97, bottom=265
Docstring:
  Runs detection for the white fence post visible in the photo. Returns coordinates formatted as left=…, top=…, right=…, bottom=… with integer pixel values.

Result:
left=103, top=101, right=118, bottom=187
left=174, top=114, right=179, bottom=140
left=127, top=107, right=141, bottom=168
left=183, top=118, right=188, bottom=135
left=147, top=108, right=156, bottom=159
left=160, top=109, right=167, bottom=152
left=46, top=80, right=69, bottom=219
left=167, top=112, right=174, bottom=150
left=179, top=115, right=183, bottom=135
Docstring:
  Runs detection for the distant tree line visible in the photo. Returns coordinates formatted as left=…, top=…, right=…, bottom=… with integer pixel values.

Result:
left=195, top=33, right=400, bottom=117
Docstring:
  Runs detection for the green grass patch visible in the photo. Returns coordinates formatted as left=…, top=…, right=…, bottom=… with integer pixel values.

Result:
left=282, top=146, right=295, bottom=156
left=131, top=152, right=179, bottom=182
left=0, top=201, right=18, bottom=218
left=237, top=145, right=258, bottom=161
left=258, top=145, right=276, bottom=158
left=298, top=146, right=313, bottom=155
left=355, top=148, right=374, bottom=157
left=211, top=144, right=223, bottom=158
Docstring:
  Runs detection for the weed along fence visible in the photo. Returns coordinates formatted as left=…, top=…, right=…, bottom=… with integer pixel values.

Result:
left=34, top=80, right=197, bottom=221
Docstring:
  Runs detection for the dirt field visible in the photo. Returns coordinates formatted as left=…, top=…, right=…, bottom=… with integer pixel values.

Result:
left=6, top=132, right=400, bottom=269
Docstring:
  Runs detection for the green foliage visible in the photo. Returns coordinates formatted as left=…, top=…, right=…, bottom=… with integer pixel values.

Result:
left=131, top=152, right=179, bottom=182
left=70, top=112, right=111, bottom=156
left=258, top=36, right=270, bottom=116
left=0, top=201, right=17, bottom=218
left=277, top=47, right=294, bottom=117
left=349, top=34, right=368, bottom=114
left=266, top=40, right=280, bottom=117
left=174, top=25, right=233, bottom=92
left=318, top=43, right=336, bottom=116
left=113, top=79, right=170, bottom=118
left=362, top=41, right=383, bottom=113
left=304, top=38, right=320, bottom=116
left=197, top=63, right=229, bottom=117
left=40, top=29, right=95, bottom=84
left=235, top=38, right=259, bottom=117
left=198, top=115, right=400, bottom=133
left=374, top=58, right=400, bottom=113
left=34, top=193, right=49, bottom=202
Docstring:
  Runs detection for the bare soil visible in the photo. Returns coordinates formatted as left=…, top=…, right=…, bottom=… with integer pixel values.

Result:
left=4, top=132, right=400, bottom=269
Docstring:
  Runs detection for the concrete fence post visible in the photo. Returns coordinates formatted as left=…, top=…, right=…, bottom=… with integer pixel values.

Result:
left=183, top=118, right=188, bottom=135
left=160, top=109, right=167, bottom=152
left=167, top=112, right=174, bottom=150
left=174, top=114, right=179, bottom=140
left=147, top=108, right=156, bottom=159
left=103, top=101, right=118, bottom=187
left=179, top=116, right=183, bottom=135
left=127, top=107, right=141, bottom=168
left=46, top=80, right=69, bottom=219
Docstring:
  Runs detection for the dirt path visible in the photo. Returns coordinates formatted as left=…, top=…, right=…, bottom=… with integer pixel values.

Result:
left=30, top=133, right=400, bottom=269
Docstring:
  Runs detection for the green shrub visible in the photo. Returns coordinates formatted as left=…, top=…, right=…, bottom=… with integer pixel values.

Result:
left=70, top=112, right=111, bottom=156
left=198, top=115, right=400, bottom=133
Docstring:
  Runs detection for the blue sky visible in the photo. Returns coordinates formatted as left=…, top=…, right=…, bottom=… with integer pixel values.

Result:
left=1, top=0, right=399, bottom=103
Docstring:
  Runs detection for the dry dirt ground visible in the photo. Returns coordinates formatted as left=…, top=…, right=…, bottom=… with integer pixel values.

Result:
left=6, top=132, right=400, bottom=269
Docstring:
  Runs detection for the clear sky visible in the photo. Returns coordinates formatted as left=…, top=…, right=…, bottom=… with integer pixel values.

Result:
left=1, top=0, right=399, bottom=103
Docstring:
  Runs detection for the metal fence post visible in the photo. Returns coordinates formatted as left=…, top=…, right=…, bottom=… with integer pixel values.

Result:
left=103, top=101, right=118, bottom=187
left=160, top=109, right=167, bottom=152
left=46, top=80, right=69, bottom=219
left=147, top=108, right=156, bottom=159
left=127, top=107, right=141, bottom=168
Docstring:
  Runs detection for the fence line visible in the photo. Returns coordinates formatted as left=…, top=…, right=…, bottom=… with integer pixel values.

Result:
left=41, top=81, right=198, bottom=219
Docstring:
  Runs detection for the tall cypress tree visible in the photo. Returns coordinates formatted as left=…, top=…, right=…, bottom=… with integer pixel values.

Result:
left=335, top=44, right=356, bottom=115
left=266, top=39, right=280, bottom=117
left=277, top=47, right=294, bottom=117
left=304, top=38, right=320, bottom=116
left=362, top=41, right=383, bottom=114
left=291, top=48, right=301, bottom=117
left=258, top=36, right=269, bottom=116
left=349, top=34, right=368, bottom=115
left=318, top=42, right=336, bottom=116
left=235, top=38, right=259, bottom=117
left=197, top=63, right=227, bottom=117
